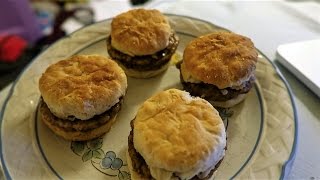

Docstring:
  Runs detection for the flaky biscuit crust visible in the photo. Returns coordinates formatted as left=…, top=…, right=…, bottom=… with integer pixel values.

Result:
left=39, top=55, right=127, bottom=120
left=111, top=9, right=171, bottom=56
left=183, top=32, right=258, bottom=89
left=133, top=89, right=226, bottom=174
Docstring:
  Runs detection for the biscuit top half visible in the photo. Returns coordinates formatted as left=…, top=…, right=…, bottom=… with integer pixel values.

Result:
left=182, top=32, right=258, bottom=89
left=111, top=9, right=172, bottom=56
left=133, top=89, right=226, bottom=179
left=39, top=55, right=127, bottom=120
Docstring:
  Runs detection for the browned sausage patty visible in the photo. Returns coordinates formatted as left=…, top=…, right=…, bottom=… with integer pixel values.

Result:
left=39, top=97, right=123, bottom=132
left=107, top=34, right=179, bottom=71
left=176, top=62, right=254, bottom=102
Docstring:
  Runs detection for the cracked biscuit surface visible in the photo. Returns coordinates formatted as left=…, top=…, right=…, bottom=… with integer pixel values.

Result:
left=130, top=89, right=226, bottom=179
left=39, top=55, right=127, bottom=120
left=182, top=32, right=258, bottom=89
left=111, top=9, right=172, bottom=56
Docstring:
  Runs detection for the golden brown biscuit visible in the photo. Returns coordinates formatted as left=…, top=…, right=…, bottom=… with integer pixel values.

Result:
left=111, top=9, right=171, bottom=56
left=183, top=32, right=258, bottom=89
left=108, top=9, right=179, bottom=79
left=179, top=32, right=258, bottom=107
left=128, top=89, right=226, bottom=179
left=39, top=55, right=127, bottom=120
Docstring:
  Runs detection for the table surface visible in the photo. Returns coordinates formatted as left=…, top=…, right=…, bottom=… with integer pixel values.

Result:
left=1, top=1, right=320, bottom=179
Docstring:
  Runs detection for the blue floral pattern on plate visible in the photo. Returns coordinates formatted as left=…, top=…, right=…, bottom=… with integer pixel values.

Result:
left=71, top=137, right=130, bottom=180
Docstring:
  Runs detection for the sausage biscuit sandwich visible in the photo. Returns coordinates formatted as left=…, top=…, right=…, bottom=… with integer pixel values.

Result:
left=38, top=55, right=127, bottom=141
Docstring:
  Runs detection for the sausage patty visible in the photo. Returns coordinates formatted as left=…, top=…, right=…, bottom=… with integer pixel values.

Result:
left=39, top=97, right=123, bottom=132
left=107, top=34, right=179, bottom=71
left=177, top=63, right=254, bottom=102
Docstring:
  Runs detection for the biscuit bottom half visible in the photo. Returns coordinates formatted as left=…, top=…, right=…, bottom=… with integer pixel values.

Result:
left=176, top=62, right=254, bottom=108
left=38, top=97, right=123, bottom=141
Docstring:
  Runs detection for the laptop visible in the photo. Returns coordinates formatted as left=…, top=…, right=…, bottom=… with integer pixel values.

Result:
left=276, top=39, right=320, bottom=98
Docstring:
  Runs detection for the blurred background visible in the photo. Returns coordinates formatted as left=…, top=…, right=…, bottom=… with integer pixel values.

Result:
left=0, top=0, right=152, bottom=90
left=0, top=0, right=91, bottom=89
left=0, top=0, right=319, bottom=90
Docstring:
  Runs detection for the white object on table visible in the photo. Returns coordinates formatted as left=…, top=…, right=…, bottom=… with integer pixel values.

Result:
left=277, top=39, right=320, bottom=98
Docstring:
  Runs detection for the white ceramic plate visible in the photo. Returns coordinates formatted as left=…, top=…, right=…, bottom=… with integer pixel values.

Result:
left=0, top=15, right=297, bottom=180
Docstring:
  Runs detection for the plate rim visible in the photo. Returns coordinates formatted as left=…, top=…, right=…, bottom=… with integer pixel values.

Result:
left=256, top=49, right=298, bottom=180
left=0, top=14, right=298, bottom=180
